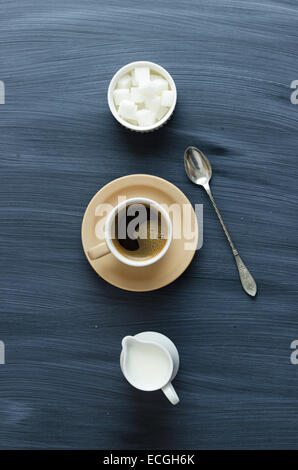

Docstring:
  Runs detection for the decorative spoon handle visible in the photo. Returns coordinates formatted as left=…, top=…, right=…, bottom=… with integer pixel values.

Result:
left=205, top=185, right=257, bottom=297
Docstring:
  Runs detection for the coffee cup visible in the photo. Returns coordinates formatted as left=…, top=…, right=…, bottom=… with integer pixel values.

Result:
left=87, top=197, right=173, bottom=267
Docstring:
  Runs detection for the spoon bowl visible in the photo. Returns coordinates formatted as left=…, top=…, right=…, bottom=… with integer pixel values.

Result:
left=184, top=146, right=212, bottom=189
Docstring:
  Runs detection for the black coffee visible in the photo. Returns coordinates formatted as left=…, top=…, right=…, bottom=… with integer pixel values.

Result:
left=112, top=203, right=167, bottom=261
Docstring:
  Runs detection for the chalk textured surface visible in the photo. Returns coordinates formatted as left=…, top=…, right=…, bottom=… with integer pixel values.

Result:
left=0, top=0, right=298, bottom=449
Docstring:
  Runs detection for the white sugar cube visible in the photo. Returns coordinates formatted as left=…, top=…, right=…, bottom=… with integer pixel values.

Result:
left=145, top=96, right=161, bottom=115
left=136, top=109, right=156, bottom=126
left=161, top=90, right=174, bottom=107
left=150, top=73, right=161, bottom=81
left=153, top=78, right=169, bottom=95
left=140, top=79, right=168, bottom=98
left=113, top=88, right=131, bottom=106
left=139, top=82, right=156, bottom=98
left=126, top=119, right=138, bottom=126
left=118, top=100, right=137, bottom=121
left=117, top=73, right=131, bottom=89
left=131, top=87, right=145, bottom=103
left=134, top=67, right=150, bottom=86
left=131, top=70, right=137, bottom=86
left=156, top=106, right=169, bottom=121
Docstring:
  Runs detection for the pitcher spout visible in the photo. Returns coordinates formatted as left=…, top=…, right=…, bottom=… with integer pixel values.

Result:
left=121, top=335, right=142, bottom=358
left=121, top=335, right=138, bottom=350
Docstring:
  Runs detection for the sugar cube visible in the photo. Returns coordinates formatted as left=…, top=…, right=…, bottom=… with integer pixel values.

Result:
left=117, top=73, right=131, bottom=89
left=118, top=100, right=137, bottom=121
left=145, top=96, right=161, bottom=115
left=156, top=106, right=169, bottom=121
left=131, top=87, right=145, bottom=104
left=134, top=67, right=150, bottom=86
left=153, top=78, right=169, bottom=95
left=131, top=70, right=137, bottom=86
left=126, top=119, right=138, bottom=126
left=161, top=90, right=174, bottom=107
left=150, top=73, right=161, bottom=81
left=136, top=109, right=156, bottom=126
left=139, top=82, right=156, bottom=98
left=113, top=88, right=131, bottom=106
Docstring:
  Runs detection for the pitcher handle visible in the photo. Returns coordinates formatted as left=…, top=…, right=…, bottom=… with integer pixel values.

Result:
left=162, top=382, right=179, bottom=405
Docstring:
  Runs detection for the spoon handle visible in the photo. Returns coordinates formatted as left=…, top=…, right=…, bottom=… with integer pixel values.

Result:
left=205, top=186, right=257, bottom=297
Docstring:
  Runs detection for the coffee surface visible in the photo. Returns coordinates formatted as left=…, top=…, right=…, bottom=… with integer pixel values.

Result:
left=112, top=204, right=167, bottom=261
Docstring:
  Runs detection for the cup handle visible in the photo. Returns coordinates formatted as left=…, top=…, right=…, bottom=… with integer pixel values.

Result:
left=162, top=382, right=180, bottom=405
left=88, top=241, right=110, bottom=260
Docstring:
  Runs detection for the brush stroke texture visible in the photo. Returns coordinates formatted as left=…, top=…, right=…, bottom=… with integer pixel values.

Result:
left=0, top=0, right=298, bottom=450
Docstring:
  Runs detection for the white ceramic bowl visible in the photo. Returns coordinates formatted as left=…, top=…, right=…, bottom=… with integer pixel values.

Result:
left=107, top=61, right=177, bottom=133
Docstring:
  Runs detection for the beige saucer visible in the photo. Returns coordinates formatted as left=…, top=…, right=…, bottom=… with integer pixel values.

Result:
left=81, top=174, right=199, bottom=292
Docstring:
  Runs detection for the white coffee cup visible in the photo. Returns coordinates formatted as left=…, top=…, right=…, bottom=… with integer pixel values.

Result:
left=120, top=331, right=180, bottom=405
left=87, top=197, right=173, bottom=267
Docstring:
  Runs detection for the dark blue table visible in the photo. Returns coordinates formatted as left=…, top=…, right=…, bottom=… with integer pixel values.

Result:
left=0, top=0, right=298, bottom=450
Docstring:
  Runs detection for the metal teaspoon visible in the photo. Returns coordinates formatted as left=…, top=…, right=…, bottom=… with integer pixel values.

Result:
left=184, top=146, right=257, bottom=297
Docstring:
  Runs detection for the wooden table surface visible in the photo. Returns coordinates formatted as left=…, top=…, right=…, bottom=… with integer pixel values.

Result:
left=0, top=0, right=298, bottom=450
